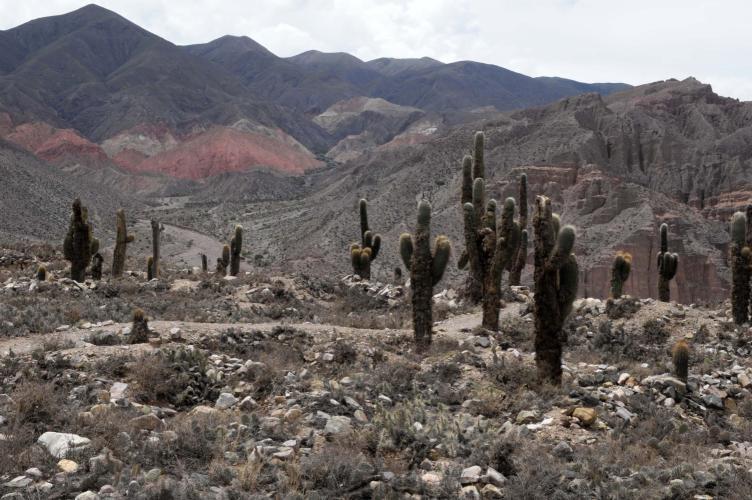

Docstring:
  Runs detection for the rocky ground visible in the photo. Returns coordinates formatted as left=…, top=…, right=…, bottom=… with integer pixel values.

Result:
left=2, top=246, right=752, bottom=499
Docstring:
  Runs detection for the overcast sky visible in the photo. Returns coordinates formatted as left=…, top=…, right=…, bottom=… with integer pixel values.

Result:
left=2, top=0, right=750, bottom=101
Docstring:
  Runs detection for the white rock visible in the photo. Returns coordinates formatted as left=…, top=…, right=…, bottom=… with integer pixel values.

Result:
left=38, top=432, right=91, bottom=458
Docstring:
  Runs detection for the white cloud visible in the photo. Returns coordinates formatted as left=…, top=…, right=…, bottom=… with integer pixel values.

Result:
left=1, top=0, right=750, bottom=100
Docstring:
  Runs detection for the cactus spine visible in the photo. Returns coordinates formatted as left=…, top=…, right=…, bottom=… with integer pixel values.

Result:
left=610, top=251, right=632, bottom=298
left=150, top=220, right=162, bottom=279
left=730, top=211, right=750, bottom=324
left=458, top=132, right=487, bottom=303
left=399, top=200, right=451, bottom=349
left=230, top=225, right=243, bottom=276
left=63, top=198, right=93, bottom=282
left=112, top=209, right=134, bottom=278
left=656, top=223, right=678, bottom=302
left=533, top=196, right=578, bottom=385
left=672, top=339, right=689, bottom=382
left=508, top=173, right=528, bottom=286
left=216, top=245, right=230, bottom=276
left=351, top=199, right=381, bottom=280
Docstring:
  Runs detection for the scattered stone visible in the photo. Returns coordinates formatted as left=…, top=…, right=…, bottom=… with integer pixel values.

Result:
left=57, top=459, right=79, bottom=473
left=572, top=407, right=597, bottom=427
left=215, top=393, right=238, bottom=410
left=38, top=432, right=91, bottom=458
left=324, top=415, right=352, bottom=435
left=3, top=476, right=32, bottom=488
left=460, top=465, right=482, bottom=485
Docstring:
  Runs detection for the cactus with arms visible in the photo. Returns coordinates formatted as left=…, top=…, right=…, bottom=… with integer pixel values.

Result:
left=63, top=198, right=93, bottom=282
left=350, top=199, right=381, bottom=280
left=533, top=196, right=579, bottom=385
left=458, top=132, right=487, bottom=303
left=230, top=225, right=243, bottom=276
left=112, top=209, right=134, bottom=278
left=730, top=211, right=750, bottom=324
left=400, top=200, right=451, bottom=349
left=656, top=223, right=678, bottom=302
left=508, top=173, right=528, bottom=285
left=610, top=251, right=632, bottom=298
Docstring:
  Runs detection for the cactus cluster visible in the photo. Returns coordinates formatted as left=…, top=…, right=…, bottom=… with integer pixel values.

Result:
left=400, top=200, right=451, bottom=349
left=508, top=173, right=528, bottom=286
left=112, top=209, right=134, bottom=278
left=63, top=198, right=98, bottom=282
left=533, top=196, right=578, bottom=385
left=610, top=251, right=632, bottom=298
left=230, top=225, right=243, bottom=276
left=351, top=199, right=381, bottom=280
left=657, top=223, right=679, bottom=302
left=730, top=209, right=752, bottom=324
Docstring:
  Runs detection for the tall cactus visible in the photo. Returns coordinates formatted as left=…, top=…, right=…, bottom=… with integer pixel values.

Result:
left=150, top=220, right=163, bottom=279
left=63, top=198, right=93, bottom=282
left=509, top=173, right=528, bottom=286
left=656, top=223, right=678, bottom=302
left=458, top=132, right=487, bottom=303
left=112, top=209, right=134, bottom=278
left=230, top=225, right=243, bottom=276
left=730, top=211, right=750, bottom=324
left=399, top=200, right=451, bottom=349
left=350, top=199, right=381, bottom=280
left=464, top=197, right=521, bottom=331
left=533, top=196, right=579, bottom=385
left=610, top=251, right=632, bottom=298
left=201, top=254, right=208, bottom=273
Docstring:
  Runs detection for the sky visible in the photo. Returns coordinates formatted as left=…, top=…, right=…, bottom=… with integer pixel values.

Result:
left=1, top=0, right=750, bottom=101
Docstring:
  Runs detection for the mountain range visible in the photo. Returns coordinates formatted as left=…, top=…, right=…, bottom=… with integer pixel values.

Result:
left=2, top=4, right=751, bottom=304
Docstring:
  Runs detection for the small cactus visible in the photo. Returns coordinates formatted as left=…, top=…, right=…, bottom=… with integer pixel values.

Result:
left=63, top=198, right=93, bottom=282
left=129, top=308, right=150, bottom=344
left=610, top=251, right=632, bottom=298
left=112, top=209, right=134, bottom=278
left=201, top=254, right=208, bottom=273
left=657, top=223, right=678, bottom=302
left=230, top=225, right=243, bottom=276
left=91, top=253, right=103, bottom=280
left=216, top=245, right=230, bottom=277
left=36, top=265, right=47, bottom=281
left=400, top=200, right=451, bottom=349
left=350, top=199, right=381, bottom=280
left=509, top=173, right=528, bottom=285
left=730, top=211, right=751, bottom=324
left=147, top=256, right=154, bottom=280
left=672, top=339, right=689, bottom=382
left=533, top=196, right=579, bottom=385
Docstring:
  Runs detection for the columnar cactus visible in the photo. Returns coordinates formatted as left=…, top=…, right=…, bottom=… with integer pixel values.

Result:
left=657, top=223, right=678, bottom=302
left=533, top=196, right=579, bottom=385
left=509, top=173, right=528, bottom=286
left=350, top=199, right=381, bottom=280
left=91, top=253, right=103, bottom=280
left=201, top=254, right=208, bottom=273
left=672, top=339, right=689, bottom=382
left=216, top=245, right=230, bottom=276
left=230, top=225, right=243, bottom=276
left=112, top=209, right=134, bottom=278
left=129, top=308, right=150, bottom=344
left=63, top=198, right=93, bottom=282
left=150, top=220, right=163, bottom=279
left=730, top=211, right=750, bottom=324
left=147, top=257, right=154, bottom=280
left=36, top=265, right=47, bottom=281
left=400, top=200, right=451, bottom=349
left=458, top=133, right=486, bottom=303
left=464, top=197, right=521, bottom=331
left=610, top=251, right=632, bottom=298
